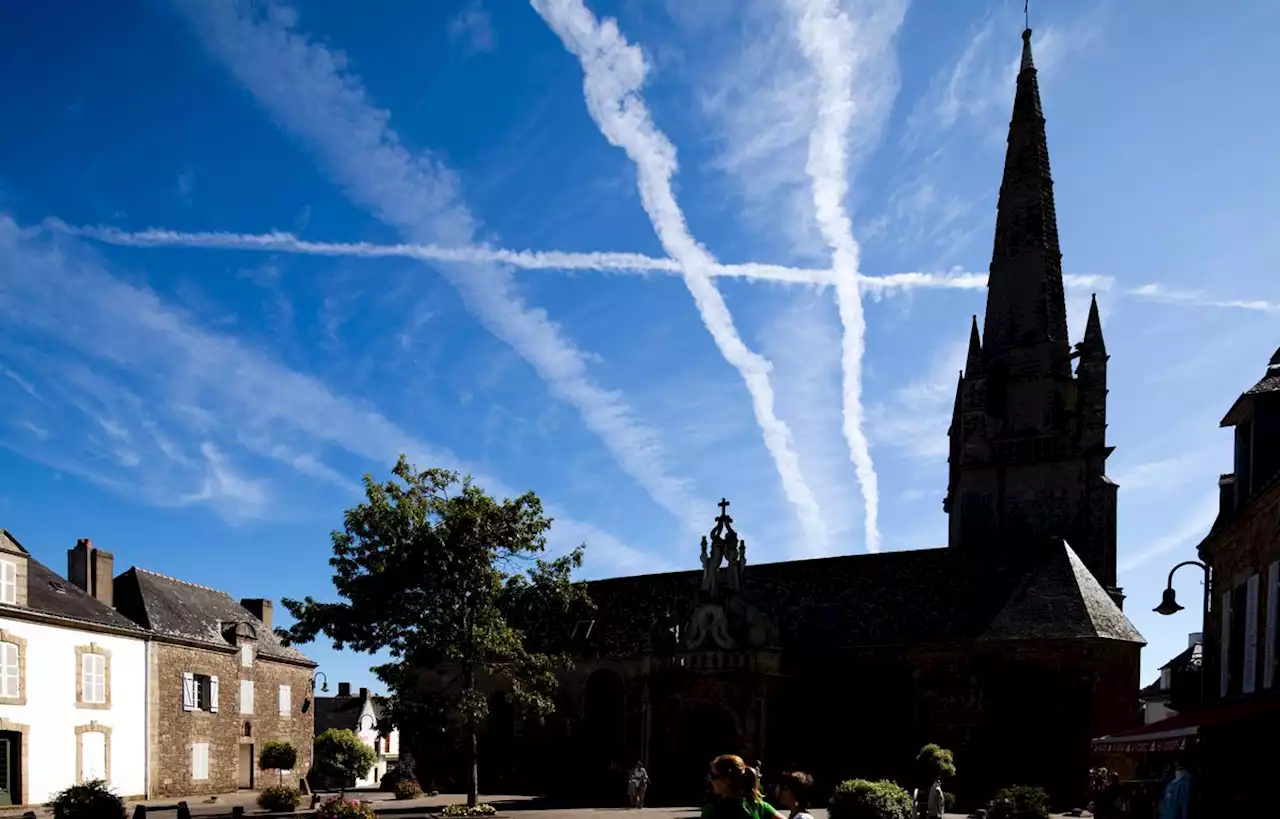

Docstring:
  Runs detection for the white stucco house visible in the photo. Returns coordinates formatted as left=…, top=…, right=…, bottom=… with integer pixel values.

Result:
left=314, top=683, right=400, bottom=788
left=0, top=533, right=149, bottom=806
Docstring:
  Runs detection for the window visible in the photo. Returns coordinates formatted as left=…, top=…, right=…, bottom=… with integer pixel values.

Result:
left=0, top=642, right=19, bottom=699
left=278, top=684, right=291, bottom=716
left=182, top=673, right=219, bottom=713
left=82, top=653, right=106, bottom=704
left=79, top=730, right=107, bottom=783
left=240, top=680, right=254, bottom=715
left=1160, top=668, right=1173, bottom=690
left=1266, top=561, right=1279, bottom=690
left=240, top=644, right=253, bottom=667
left=191, top=742, right=210, bottom=780
left=0, top=560, right=15, bottom=605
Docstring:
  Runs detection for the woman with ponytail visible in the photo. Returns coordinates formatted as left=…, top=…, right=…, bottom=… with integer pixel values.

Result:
left=703, top=755, right=783, bottom=819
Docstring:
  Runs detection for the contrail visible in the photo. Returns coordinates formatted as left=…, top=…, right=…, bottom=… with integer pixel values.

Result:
left=51, top=221, right=1277, bottom=315
left=786, top=0, right=906, bottom=552
left=530, top=0, right=831, bottom=550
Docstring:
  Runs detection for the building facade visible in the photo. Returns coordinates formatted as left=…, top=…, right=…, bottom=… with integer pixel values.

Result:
left=417, top=28, right=1144, bottom=811
left=0, top=534, right=148, bottom=806
left=314, top=683, right=400, bottom=788
left=113, top=566, right=317, bottom=798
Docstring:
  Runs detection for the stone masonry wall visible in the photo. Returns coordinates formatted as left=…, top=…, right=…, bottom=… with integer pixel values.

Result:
left=151, top=642, right=314, bottom=797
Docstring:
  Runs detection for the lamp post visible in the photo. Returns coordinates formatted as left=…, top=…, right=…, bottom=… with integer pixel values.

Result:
left=313, top=671, right=329, bottom=693
left=1154, top=560, right=1210, bottom=708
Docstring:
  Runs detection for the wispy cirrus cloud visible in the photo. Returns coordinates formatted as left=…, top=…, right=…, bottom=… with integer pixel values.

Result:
left=174, top=0, right=709, bottom=533
left=868, top=337, right=968, bottom=463
left=785, top=0, right=907, bottom=552
left=0, top=216, right=652, bottom=573
left=530, top=0, right=830, bottom=551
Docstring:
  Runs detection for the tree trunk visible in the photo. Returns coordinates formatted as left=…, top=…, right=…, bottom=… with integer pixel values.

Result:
left=464, top=662, right=479, bottom=808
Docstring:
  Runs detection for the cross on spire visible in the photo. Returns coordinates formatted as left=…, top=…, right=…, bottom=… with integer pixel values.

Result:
left=717, top=498, right=731, bottom=515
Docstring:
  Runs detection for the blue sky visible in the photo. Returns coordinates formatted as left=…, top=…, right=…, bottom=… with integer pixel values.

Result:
left=1, top=0, right=1277, bottom=695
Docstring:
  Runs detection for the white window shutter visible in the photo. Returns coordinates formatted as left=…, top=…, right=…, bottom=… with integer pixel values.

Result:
left=1244, top=574, right=1260, bottom=694
left=210, top=676, right=220, bottom=712
left=1265, top=562, right=1279, bottom=690
left=1220, top=589, right=1233, bottom=697
left=278, top=684, right=291, bottom=715
left=181, top=672, right=196, bottom=711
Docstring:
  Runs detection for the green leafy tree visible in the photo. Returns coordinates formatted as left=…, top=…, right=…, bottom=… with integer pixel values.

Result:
left=280, top=457, right=593, bottom=807
left=916, top=743, right=957, bottom=786
left=313, top=729, right=378, bottom=796
left=260, top=740, right=299, bottom=785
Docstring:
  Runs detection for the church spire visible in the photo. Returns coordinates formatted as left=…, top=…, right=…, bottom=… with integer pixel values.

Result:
left=965, top=315, right=983, bottom=375
left=1079, top=294, right=1107, bottom=357
left=982, top=27, right=1070, bottom=370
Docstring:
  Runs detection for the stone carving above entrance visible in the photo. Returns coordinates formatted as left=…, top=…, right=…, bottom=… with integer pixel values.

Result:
left=698, top=498, right=746, bottom=599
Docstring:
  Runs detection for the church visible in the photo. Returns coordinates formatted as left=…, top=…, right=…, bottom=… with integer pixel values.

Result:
left=434, top=28, right=1145, bottom=810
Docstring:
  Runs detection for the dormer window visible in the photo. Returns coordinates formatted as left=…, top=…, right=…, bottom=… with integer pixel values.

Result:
left=0, top=559, right=15, bottom=605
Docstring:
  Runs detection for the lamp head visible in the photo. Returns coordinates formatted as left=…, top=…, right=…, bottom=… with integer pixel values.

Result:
left=1154, top=587, right=1185, bottom=616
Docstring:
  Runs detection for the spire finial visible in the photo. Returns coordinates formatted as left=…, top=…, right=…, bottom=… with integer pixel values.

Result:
left=1020, top=26, right=1035, bottom=73
left=1024, top=0, right=1030, bottom=31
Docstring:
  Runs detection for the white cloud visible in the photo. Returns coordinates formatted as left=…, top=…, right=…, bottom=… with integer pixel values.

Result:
left=530, top=0, right=830, bottom=551
left=0, top=217, right=649, bottom=574
left=868, top=338, right=967, bottom=462
left=1127, top=283, right=1280, bottom=315
left=448, top=0, right=495, bottom=54
left=1117, top=493, right=1219, bottom=576
left=1112, top=451, right=1219, bottom=496
left=784, top=0, right=907, bottom=553
left=175, top=0, right=709, bottom=533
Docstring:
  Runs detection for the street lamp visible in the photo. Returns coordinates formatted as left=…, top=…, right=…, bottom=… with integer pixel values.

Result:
left=1154, top=560, right=1210, bottom=707
left=313, top=671, right=329, bottom=693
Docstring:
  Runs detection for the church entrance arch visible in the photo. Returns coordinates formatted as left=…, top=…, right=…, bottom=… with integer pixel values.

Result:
left=669, top=702, right=740, bottom=803
left=580, top=670, right=627, bottom=803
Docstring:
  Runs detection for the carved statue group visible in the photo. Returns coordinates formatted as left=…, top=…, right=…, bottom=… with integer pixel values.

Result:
left=699, top=498, right=746, bottom=599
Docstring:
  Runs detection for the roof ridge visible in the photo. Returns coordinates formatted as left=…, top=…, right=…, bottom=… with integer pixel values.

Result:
left=135, top=566, right=228, bottom=595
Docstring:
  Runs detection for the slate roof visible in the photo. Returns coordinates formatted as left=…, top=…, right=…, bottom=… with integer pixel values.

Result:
left=582, top=538, right=1143, bottom=658
left=113, top=566, right=314, bottom=665
left=1159, top=641, right=1202, bottom=671
left=314, top=693, right=390, bottom=734
left=1221, top=346, right=1280, bottom=425
left=0, top=530, right=145, bottom=633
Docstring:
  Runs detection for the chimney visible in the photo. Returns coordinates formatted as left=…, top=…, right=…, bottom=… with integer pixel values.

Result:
left=1219, top=473, right=1236, bottom=518
left=240, top=599, right=273, bottom=630
left=67, top=539, right=114, bottom=606
left=359, top=687, right=370, bottom=700
left=1189, top=632, right=1203, bottom=649
left=338, top=682, right=351, bottom=698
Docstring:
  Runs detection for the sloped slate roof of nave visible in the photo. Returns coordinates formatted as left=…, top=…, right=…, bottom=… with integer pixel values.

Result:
left=114, top=566, right=314, bottom=664
left=582, top=539, right=1142, bottom=657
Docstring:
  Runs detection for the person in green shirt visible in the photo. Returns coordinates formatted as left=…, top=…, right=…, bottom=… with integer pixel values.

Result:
left=702, top=755, right=784, bottom=819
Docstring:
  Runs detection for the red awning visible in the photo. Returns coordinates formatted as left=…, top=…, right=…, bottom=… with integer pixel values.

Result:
left=1093, top=696, right=1280, bottom=753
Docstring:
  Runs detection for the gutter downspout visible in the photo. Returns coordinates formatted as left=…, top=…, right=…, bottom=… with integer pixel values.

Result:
left=144, top=637, right=152, bottom=799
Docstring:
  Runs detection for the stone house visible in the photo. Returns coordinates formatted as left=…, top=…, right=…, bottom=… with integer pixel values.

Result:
left=112, top=565, right=317, bottom=798
left=313, top=683, right=400, bottom=788
left=417, top=30, right=1144, bottom=811
left=0, top=534, right=148, bottom=806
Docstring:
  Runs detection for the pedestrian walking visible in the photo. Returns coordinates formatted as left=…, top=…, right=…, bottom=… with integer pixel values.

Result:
left=627, top=761, right=650, bottom=808
left=703, top=754, right=783, bottom=819
left=775, top=771, right=815, bottom=819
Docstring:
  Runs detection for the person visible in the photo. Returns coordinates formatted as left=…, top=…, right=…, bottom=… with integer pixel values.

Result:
left=703, top=754, right=783, bottom=819
left=627, top=761, right=650, bottom=809
left=926, top=777, right=945, bottom=819
left=1158, top=762, right=1191, bottom=819
left=775, top=771, right=814, bottom=819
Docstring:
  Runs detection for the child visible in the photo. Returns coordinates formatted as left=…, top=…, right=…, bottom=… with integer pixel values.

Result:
left=627, top=761, right=650, bottom=809
left=776, top=771, right=815, bottom=819
left=704, top=754, right=783, bottom=819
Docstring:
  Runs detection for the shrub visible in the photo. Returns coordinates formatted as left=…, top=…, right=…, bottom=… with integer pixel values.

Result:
left=989, top=786, right=1051, bottom=819
left=827, top=779, right=913, bottom=819
left=50, top=780, right=126, bottom=819
left=443, top=804, right=498, bottom=817
left=312, top=729, right=378, bottom=792
left=944, top=792, right=956, bottom=813
left=258, top=785, right=303, bottom=812
left=316, top=796, right=377, bottom=819
left=395, top=778, right=425, bottom=800
left=260, top=740, right=300, bottom=784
